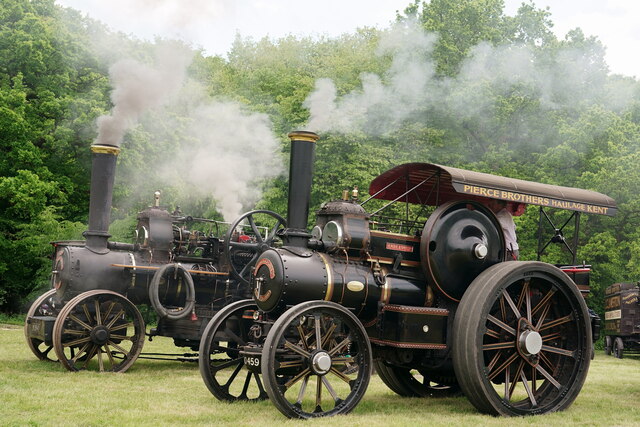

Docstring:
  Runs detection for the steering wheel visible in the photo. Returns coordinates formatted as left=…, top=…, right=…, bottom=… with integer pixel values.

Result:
left=224, top=210, right=286, bottom=285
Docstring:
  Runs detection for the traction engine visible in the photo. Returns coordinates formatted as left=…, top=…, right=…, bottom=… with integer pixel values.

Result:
left=199, top=131, right=616, bottom=418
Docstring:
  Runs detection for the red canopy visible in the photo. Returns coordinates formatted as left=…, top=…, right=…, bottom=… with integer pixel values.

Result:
left=368, top=163, right=617, bottom=216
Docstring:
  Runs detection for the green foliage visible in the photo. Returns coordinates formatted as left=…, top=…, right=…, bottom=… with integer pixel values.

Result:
left=1, top=0, right=640, bottom=320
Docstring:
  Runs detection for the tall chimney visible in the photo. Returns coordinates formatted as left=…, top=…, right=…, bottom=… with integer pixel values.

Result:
left=83, top=144, right=120, bottom=253
left=285, top=131, right=319, bottom=247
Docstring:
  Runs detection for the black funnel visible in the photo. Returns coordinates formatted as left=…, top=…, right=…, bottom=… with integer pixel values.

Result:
left=285, top=131, right=319, bottom=247
left=83, top=144, right=120, bottom=253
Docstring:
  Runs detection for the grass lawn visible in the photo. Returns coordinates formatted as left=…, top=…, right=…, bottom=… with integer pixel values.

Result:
left=1, top=323, right=639, bottom=426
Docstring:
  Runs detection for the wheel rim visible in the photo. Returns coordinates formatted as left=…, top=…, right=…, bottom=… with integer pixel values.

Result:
left=24, top=289, right=59, bottom=361
left=53, top=290, right=145, bottom=372
left=262, top=301, right=372, bottom=418
left=199, top=299, right=267, bottom=401
left=454, top=262, right=591, bottom=416
left=374, top=360, right=459, bottom=397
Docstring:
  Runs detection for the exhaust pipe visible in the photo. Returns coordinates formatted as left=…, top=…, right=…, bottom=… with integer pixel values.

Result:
left=284, top=131, right=319, bottom=247
left=83, top=144, right=120, bottom=253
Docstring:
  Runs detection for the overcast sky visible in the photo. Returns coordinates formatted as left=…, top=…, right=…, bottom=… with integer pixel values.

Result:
left=54, top=0, right=638, bottom=78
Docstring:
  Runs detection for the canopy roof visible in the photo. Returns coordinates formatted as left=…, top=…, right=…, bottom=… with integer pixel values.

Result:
left=368, top=163, right=617, bottom=216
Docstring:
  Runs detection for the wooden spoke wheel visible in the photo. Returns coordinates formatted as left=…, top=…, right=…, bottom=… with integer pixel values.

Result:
left=453, top=261, right=592, bottom=416
left=199, top=299, right=267, bottom=402
left=52, top=290, right=145, bottom=372
left=24, top=289, right=59, bottom=362
left=374, top=360, right=460, bottom=397
left=261, top=301, right=372, bottom=419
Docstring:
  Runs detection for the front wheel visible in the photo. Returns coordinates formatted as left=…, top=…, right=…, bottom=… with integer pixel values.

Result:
left=453, top=261, right=592, bottom=416
left=604, top=336, right=612, bottom=356
left=262, top=301, right=372, bottom=418
left=374, top=360, right=460, bottom=397
left=199, top=299, right=267, bottom=402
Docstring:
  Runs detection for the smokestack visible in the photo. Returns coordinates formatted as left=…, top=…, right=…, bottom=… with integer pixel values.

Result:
left=83, top=144, right=120, bottom=253
left=285, top=131, right=319, bottom=247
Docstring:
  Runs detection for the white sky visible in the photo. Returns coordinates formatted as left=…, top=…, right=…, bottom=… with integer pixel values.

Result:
left=54, top=0, right=639, bottom=78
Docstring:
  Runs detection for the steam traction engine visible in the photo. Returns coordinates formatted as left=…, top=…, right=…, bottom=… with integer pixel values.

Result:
left=199, top=131, right=616, bottom=418
left=24, top=144, right=265, bottom=372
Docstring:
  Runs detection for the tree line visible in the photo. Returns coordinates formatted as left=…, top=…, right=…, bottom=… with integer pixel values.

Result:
left=1, top=0, right=639, bottom=318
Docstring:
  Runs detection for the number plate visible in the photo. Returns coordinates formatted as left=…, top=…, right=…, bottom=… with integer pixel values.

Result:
left=244, top=356, right=261, bottom=368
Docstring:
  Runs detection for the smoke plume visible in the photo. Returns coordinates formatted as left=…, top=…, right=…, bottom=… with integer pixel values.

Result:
left=304, top=21, right=635, bottom=136
left=95, top=42, right=193, bottom=147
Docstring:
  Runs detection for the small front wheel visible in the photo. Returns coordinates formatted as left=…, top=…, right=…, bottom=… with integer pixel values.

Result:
left=199, top=299, right=267, bottom=402
left=262, top=301, right=372, bottom=418
left=604, top=336, right=612, bottom=356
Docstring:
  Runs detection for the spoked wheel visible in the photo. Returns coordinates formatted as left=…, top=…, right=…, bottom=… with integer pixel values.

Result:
left=53, top=290, right=145, bottom=372
left=261, top=301, right=372, bottom=419
left=24, top=289, right=59, bottom=361
left=453, top=261, right=592, bottom=416
left=613, top=337, right=624, bottom=359
left=604, top=336, right=612, bottom=356
left=199, top=299, right=267, bottom=402
left=374, top=360, right=460, bottom=397
left=224, top=210, right=286, bottom=285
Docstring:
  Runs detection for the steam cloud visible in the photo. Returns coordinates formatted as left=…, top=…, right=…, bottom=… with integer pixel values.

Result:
left=304, top=21, right=635, bottom=136
left=98, top=42, right=282, bottom=222
left=95, top=42, right=193, bottom=147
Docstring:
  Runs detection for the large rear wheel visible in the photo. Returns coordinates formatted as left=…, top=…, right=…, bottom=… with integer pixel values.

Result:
left=453, top=261, right=592, bottom=416
left=262, top=301, right=372, bottom=418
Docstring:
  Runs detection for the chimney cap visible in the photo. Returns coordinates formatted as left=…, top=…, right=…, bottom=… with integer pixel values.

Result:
left=288, top=130, right=319, bottom=143
left=91, top=144, right=121, bottom=155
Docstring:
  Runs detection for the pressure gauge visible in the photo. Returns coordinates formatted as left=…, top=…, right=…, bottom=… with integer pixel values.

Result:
left=311, top=225, right=323, bottom=240
left=322, top=221, right=344, bottom=248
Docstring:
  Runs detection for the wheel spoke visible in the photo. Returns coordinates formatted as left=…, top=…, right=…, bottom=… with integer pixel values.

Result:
left=248, top=216, right=263, bottom=244
left=541, top=332, right=562, bottom=342
left=329, top=367, right=353, bottom=384
left=488, top=352, right=519, bottom=381
left=487, top=351, right=503, bottom=372
left=63, top=336, right=91, bottom=348
left=105, top=343, right=116, bottom=367
left=82, top=303, right=94, bottom=326
left=535, top=364, right=561, bottom=389
left=328, top=337, right=352, bottom=356
left=297, top=325, right=311, bottom=351
left=502, top=290, right=521, bottom=319
left=321, top=323, right=337, bottom=349
left=314, top=315, right=322, bottom=350
left=531, top=288, right=556, bottom=317
left=485, top=328, right=501, bottom=339
left=538, top=314, right=573, bottom=331
left=487, top=315, right=516, bottom=335
left=239, top=254, right=260, bottom=278
left=483, top=341, right=515, bottom=351
left=284, top=368, right=311, bottom=388
left=69, top=314, right=93, bottom=331
left=107, top=340, right=130, bottom=356
left=284, top=340, right=312, bottom=358
left=315, top=375, right=322, bottom=412
left=102, top=302, right=116, bottom=324
left=520, top=368, right=537, bottom=407
left=224, top=326, right=248, bottom=347
left=105, top=310, right=125, bottom=329
left=109, top=322, right=134, bottom=333
left=507, top=360, right=525, bottom=400
left=97, top=347, right=104, bottom=372
left=82, top=344, right=98, bottom=369
left=535, top=301, right=552, bottom=330
left=71, top=342, right=91, bottom=363
left=541, top=345, right=576, bottom=358
left=296, top=376, right=309, bottom=406
left=210, top=357, right=242, bottom=372
left=94, top=300, right=102, bottom=325
left=278, top=359, right=305, bottom=369
left=240, top=371, right=253, bottom=398
left=223, top=361, right=244, bottom=389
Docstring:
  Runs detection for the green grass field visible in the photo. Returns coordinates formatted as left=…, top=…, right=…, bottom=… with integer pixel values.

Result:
left=1, top=323, right=638, bottom=426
